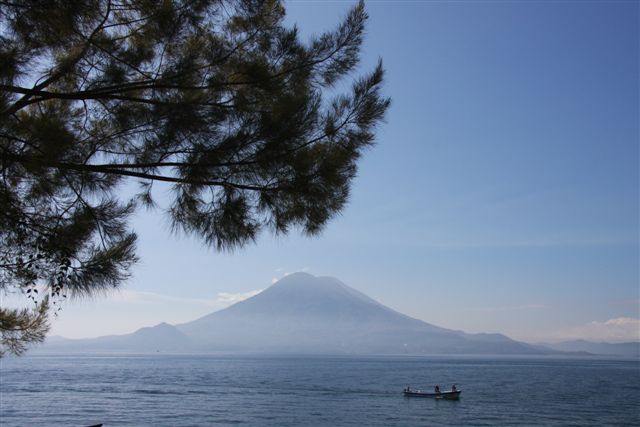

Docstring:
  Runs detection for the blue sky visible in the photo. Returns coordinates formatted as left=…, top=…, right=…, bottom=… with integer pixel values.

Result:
left=45, top=0, right=639, bottom=343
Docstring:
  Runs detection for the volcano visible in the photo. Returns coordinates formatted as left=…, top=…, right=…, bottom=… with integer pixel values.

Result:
left=41, top=272, right=545, bottom=355
left=174, top=272, right=541, bottom=354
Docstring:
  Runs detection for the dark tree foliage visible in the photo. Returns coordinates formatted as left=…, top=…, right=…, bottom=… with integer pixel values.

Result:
left=0, top=0, right=389, bottom=356
left=0, top=298, right=49, bottom=356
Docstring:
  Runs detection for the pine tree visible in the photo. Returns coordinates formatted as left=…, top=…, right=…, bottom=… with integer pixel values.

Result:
left=0, top=0, right=389, bottom=356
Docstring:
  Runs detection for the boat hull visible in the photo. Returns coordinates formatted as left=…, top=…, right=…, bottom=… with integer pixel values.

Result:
left=403, top=390, right=461, bottom=400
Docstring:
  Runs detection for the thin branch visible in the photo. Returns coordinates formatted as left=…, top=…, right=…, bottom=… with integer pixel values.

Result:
left=4, top=153, right=276, bottom=192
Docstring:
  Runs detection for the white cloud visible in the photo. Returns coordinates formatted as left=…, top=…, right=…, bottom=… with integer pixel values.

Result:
left=270, top=268, right=310, bottom=284
left=554, top=317, right=640, bottom=343
left=602, top=318, right=639, bottom=327
left=215, top=289, right=263, bottom=304
left=110, top=288, right=263, bottom=307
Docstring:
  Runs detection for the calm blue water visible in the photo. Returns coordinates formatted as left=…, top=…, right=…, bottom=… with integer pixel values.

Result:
left=1, top=355, right=639, bottom=426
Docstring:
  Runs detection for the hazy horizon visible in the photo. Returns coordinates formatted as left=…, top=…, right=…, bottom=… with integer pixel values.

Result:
left=41, top=272, right=639, bottom=346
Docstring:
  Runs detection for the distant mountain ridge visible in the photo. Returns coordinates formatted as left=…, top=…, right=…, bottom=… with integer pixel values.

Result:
left=173, top=273, right=545, bottom=354
left=36, top=273, right=633, bottom=356
left=541, top=340, right=640, bottom=357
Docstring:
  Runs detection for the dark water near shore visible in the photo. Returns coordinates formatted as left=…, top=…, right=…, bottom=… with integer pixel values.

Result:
left=1, top=355, right=639, bottom=426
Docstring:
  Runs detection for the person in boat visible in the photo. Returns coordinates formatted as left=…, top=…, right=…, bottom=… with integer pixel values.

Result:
left=434, top=385, right=441, bottom=394
left=451, top=384, right=457, bottom=392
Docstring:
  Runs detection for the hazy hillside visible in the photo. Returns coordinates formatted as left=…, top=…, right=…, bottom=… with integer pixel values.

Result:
left=174, top=273, right=542, bottom=354
left=38, top=322, right=191, bottom=353
left=542, top=340, right=640, bottom=357
left=38, top=273, right=551, bottom=355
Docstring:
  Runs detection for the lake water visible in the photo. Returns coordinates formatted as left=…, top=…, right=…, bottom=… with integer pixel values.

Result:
left=1, top=355, right=639, bottom=426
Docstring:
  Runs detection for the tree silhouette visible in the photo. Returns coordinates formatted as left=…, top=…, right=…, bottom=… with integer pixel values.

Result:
left=0, top=0, right=389, bottom=355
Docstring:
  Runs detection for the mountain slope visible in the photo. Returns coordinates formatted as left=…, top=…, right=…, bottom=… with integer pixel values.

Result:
left=36, top=322, right=191, bottom=353
left=542, top=340, right=640, bottom=357
left=39, top=273, right=549, bottom=355
left=176, top=273, right=542, bottom=354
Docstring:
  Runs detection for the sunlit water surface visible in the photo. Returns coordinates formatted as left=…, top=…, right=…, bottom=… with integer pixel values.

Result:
left=1, top=355, right=639, bottom=426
